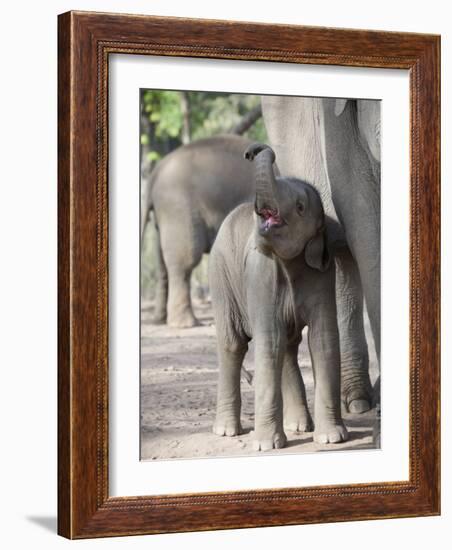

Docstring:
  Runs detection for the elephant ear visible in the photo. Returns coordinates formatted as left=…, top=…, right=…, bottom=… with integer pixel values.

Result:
left=305, top=228, right=330, bottom=272
left=334, top=99, right=348, bottom=116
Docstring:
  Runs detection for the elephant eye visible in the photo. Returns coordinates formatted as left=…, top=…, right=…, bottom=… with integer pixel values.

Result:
left=296, top=201, right=305, bottom=215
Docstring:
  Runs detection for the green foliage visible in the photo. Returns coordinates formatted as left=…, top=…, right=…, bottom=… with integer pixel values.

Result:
left=147, top=151, right=161, bottom=162
left=189, top=92, right=267, bottom=142
left=140, top=90, right=267, bottom=156
left=247, top=117, right=267, bottom=143
left=142, top=90, right=183, bottom=138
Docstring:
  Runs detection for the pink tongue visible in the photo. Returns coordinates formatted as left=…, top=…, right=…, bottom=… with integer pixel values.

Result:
left=264, top=214, right=281, bottom=229
left=259, top=208, right=281, bottom=229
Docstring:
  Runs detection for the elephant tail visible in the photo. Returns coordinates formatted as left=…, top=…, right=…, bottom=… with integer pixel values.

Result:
left=141, top=166, right=159, bottom=241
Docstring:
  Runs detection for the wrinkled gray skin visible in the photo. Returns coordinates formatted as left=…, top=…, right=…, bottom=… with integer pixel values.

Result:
left=261, top=96, right=380, bottom=413
left=141, top=135, right=256, bottom=328
left=209, top=143, right=348, bottom=450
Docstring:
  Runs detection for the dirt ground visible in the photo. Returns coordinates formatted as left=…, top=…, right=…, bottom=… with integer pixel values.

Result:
left=140, top=299, right=379, bottom=461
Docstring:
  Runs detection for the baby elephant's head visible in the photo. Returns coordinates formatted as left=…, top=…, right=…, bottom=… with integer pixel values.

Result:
left=244, top=142, right=329, bottom=270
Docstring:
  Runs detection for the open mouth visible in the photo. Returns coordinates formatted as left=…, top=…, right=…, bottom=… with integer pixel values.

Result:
left=257, top=208, right=285, bottom=232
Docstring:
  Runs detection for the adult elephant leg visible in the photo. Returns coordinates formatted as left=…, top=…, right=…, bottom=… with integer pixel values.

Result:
left=336, top=180, right=381, bottom=409
left=166, top=265, right=198, bottom=328
left=321, top=98, right=381, bottom=399
left=351, top=234, right=381, bottom=400
left=151, top=222, right=168, bottom=324
left=335, top=247, right=373, bottom=413
left=159, top=216, right=204, bottom=328
left=358, top=258, right=380, bottom=364
left=281, top=341, right=313, bottom=432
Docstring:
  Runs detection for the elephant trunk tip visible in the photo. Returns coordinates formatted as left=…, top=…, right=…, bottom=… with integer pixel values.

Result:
left=244, top=143, right=276, bottom=164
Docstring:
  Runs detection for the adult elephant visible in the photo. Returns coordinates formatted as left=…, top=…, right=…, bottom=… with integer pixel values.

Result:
left=261, top=96, right=380, bottom=413
left=141, top=134, right=255, bottom=328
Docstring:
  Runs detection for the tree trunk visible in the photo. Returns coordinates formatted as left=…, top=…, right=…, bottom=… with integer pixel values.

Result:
left=179, top=91, right=191, bottom=144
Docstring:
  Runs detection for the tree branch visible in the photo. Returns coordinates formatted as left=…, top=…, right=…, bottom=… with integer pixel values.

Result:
left=230, top=104, right=262, bottom=135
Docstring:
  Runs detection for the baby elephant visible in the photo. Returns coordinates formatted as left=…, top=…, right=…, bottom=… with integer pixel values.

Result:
left=209, top=143, right=348, bottom=450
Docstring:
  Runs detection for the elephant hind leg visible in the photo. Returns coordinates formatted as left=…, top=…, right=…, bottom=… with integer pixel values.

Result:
left=160, top=216, right=205, bottom=328
left=151, top=222, right=168, bottom=324
left=166, top=267, right=199, bottom=328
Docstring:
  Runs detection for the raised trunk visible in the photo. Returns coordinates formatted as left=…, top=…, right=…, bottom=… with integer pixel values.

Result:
left=245, top=144, right=280, bottom=213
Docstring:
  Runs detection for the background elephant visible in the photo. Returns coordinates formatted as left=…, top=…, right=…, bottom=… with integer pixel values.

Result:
left=141, top=134, right=255, bottom=328
left=210, top=143, right=347, bottom=450
left=261, top=96, right=380, bottom=413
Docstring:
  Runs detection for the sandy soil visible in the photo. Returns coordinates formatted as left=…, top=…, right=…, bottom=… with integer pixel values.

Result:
left=141, top=299, right=379, bottom=461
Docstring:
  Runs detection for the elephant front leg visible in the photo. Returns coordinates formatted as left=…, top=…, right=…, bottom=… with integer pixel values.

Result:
left=282, top=344, right=313, bottom=433
left=253, top=334, right=287, bottom=451
left=335, top=247, right=373, bottom=413
left=213, top=345, right=247, bottom=436
left=308, top=308, right=348, bottom=444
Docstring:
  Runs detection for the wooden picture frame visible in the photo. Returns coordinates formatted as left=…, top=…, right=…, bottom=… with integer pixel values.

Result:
left=58, top=10, right=440, bottom=539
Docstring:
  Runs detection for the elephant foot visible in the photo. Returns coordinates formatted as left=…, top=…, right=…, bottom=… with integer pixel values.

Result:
left=342, top=371, right=374, bottom=414
left=283, top=411, right=313, bottom=433
left=348, top=399, right=371, bottom=414
left=342, top=388, right=372, bottom=414
left=167, top=312, right=200, bottom=329
left=314, top=421, right=348, bottom=444
left=213, top=415, right=242, bottom=437
left=252, top=428, right=287, bottom=451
